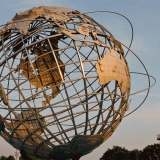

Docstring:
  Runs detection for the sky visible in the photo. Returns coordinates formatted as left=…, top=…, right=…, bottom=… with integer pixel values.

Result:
left=0, top=0, right=160, bottom=160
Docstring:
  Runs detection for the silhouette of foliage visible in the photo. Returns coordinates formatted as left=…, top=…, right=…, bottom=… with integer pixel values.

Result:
left=100, top=146, right=130, bottom=160
left=100, top=143, right=160, bottom=160
left=129, top=149, right=142, bottom=160
left=0, top=156, right=15, bottom=160
left=6, top=156, right=15, bottom=160
left=19, top=155, right=46, bottom=160
left=0, top=156, right=7, bottom=160
left=142, top=143, right=160, bottom=160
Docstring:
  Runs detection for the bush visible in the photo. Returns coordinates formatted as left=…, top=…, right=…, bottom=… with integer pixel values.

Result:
left=100, top=143, right=160, bottom=160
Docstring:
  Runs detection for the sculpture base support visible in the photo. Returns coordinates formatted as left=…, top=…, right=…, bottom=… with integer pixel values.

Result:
left=20, top=150, right=81, bottom=160
left=20, top=150, right=32, bottom=160
left=50, top=154, right=81, bottom=160
left=71, top=154, right=81, bottom=160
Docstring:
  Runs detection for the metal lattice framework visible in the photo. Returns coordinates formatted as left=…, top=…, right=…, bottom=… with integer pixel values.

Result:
left=0, top=6, right=155, bottom=160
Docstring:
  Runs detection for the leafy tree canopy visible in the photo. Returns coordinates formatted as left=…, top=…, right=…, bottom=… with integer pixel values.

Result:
left=6, top=156, right=15, bottom=160
left=0, top=156, right=7, bottom=160
left=0, top=155, right=15, bottom=160
left=19, top=155, right=46, bottom=160
left=100, top=143, right=160, bottom=160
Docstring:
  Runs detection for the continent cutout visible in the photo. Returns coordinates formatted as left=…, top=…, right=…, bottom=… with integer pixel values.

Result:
left=96, top=49, right=130, bottom=95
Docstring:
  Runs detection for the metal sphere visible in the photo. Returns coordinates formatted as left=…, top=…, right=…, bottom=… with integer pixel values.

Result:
left=0, top=6, right=131, bottom=159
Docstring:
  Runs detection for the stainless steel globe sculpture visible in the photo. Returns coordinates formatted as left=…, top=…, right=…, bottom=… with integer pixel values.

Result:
left=0, top=6, right=151, bottom=160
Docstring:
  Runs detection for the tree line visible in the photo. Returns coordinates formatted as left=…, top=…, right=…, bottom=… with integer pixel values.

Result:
left=100, top=143, right=160, bottom=160
left=19, top=155, right=45, bottom=160
left=0, top=156, right=15, bottom=160
left=1, top=143, right=160, bottom=160
left=0, top=155, right=44, bottom=160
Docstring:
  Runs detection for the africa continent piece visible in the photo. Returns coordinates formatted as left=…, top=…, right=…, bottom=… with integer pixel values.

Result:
left=16, top=38, right=65, bottom=107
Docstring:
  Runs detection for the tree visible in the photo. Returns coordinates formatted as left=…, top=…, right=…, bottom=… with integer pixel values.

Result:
left=142, top=143, right=160, bottom=160
left=0, top=156, right=7, bottom=160
left=0, top=155, right=15, bottom=160
left=100, top=146, right=130, bottom=160
left=129, top=149, right=143, bottom=160
left=19, top=155, right=46, bottom=160
left=100, top=143, right=160, bottom=160
left=6, top=156, right=15, bottom=160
